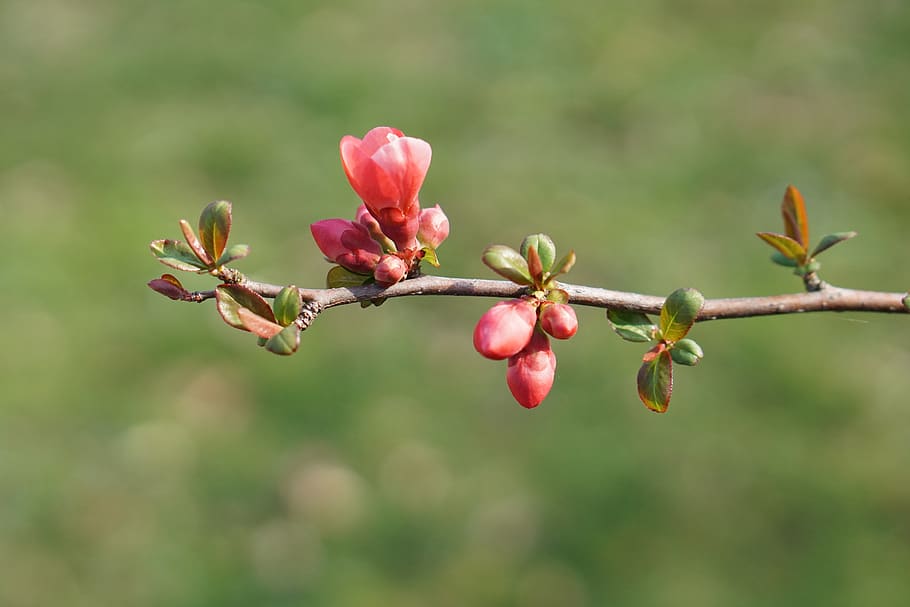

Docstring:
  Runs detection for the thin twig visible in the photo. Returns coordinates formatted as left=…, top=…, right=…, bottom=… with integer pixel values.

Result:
left=189, top=274, right=908, bottom=321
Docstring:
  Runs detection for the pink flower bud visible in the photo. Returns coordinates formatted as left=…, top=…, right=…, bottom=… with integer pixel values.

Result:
left=539, top=302, right=578, bottom=340
left=418, top=204, right=450, bottom=249
left=373, top=253, right=409, bottom=286
left=340, top=127, right=431, bottom=250
left=473, top=299, right=538, bottom=360
left=507, top=330, right=557, bottom=409
left=310, top=219, right=381, bottom=275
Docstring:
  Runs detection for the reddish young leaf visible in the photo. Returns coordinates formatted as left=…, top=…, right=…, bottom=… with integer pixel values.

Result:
left=237, top=307, right=284, bottom=339
left=526, top=245, right=544, bottom=284
left=637, top=344, right=673, bottom=413
left=781, top=185, right=810, bottom=249
left=756, top=232, right=807, bottom=264
left=199, top=200, right=232, bottom=261
left=147, top=274, right=190, bottom=301
left=215, top=284, right=276, bottom=331
left=179, top=219, right=214, bottom=266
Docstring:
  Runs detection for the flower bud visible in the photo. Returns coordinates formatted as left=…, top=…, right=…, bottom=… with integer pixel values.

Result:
left=473, top=299, right=538, bottom=360
left=507, top=330, right=557, bottom=409
left=311, top=219, right=381, bottom=275
left=373, top=254, right=409, bottom=286
left=418, top=204, right=450, bottom=249
left=520, top=234, right=556, bottom=273
left=669, top=338, right=703, bottom=366
left=539, top=302, right=578, bottom=340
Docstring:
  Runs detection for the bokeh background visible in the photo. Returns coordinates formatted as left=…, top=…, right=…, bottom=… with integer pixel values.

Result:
left=2, top=1, right=909, bottom=605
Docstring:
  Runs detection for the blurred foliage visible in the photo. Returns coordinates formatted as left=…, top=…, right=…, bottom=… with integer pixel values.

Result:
left=2, top=0, right=910, bottom=605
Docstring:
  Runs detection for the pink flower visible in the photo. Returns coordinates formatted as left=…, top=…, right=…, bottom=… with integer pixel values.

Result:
left=340, top=127, right=431, bottom=250
left=539, top=302, right=578, bottom=339
left=473, top=299, right=538, bottom=360
left=310, top=218, right=382, bottom=275
left=373, top=254, right=409, bottom=286
left=418, top=204, right=450, bottom=249
left=506, top=330, right=557, bottom=409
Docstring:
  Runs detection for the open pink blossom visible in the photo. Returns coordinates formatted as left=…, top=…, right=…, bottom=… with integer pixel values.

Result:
left=340, top=127, right=431, bottom=250
left=310, top=218, right=382, bottom=275
left=473, top=299, right=538, bottom=360
left=506, top=330, right=557, bottom=409
left=418, top=204, right=450, bottom=249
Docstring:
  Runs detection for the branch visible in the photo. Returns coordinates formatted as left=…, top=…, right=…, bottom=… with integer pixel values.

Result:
left=191, top=274, right=909, bottom=321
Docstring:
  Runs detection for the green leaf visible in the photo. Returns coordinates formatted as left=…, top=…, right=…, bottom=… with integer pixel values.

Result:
left=326, top=265, right=371, bottom=288
left=770, top=251, right=799, bottom=267
left=756, top=232, right=807, bottom=264
left=810, top=231, right=857, bottom=258
left=903, top=294, right=910, bottom=312
left=482, top=245, right=533, bottom=285
left=150, top=239, right=211, bottom=272
left=637, top=345, right=673, bottom=413
left=215, top=284, right=276, bottom=331
left=606, top=309, right=657, bottom=342
left=781, top=185, right=810, bottom=248
left=659, top=288, right=704, bottom=343
left=199, top=200, right=232, bottom=261
left=520, top=234, right=556, bottom=273
left=265, top=324, right=301, bottom=355
left=670, top=338, right=703, bottom=366
left=549, top=249, right=576, bottom=278
left=215, top=243, right=250, bottom=267
left=421, top=246, right=440, bottom=268
left=273, top=286, right=301, bottom=327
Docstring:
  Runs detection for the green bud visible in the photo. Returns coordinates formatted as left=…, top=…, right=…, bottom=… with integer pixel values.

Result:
left=670, top=338, right=704, bottom=366
left=520, top=234, right=556, bottom=273
left=273, top=286, right=301, bottom=327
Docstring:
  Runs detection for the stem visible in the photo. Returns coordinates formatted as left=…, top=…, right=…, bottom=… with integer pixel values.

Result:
left=190, top=274, right=909, bottom=321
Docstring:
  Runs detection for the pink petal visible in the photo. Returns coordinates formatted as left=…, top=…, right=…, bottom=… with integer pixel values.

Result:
left=310, top=219, right=356, bottom=260
left=370, top=136, right=431, bottom=209
left=359, top=126, right=405, bottom=156
left=340, top=136, right=401, bottom=209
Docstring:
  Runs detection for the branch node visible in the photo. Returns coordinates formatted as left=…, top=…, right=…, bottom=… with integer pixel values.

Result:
left=803, top=271, right=826, bottom=292
left=295, top=300, right=322, bottom=331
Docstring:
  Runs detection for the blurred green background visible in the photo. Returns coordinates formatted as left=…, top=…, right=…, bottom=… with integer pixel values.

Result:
left=2, top=0, right=909, bottom=605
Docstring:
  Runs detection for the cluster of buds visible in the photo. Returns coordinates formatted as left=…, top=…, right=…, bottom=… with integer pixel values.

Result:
left=474, top=234, right=578, bottom=408
left=310, top=127, right=449, bottom=286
